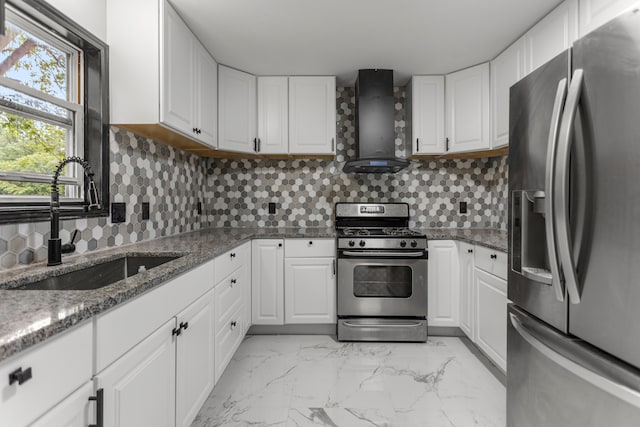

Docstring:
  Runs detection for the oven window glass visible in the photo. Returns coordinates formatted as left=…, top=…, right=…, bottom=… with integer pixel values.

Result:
left=353, top=266, right=412, bottom=298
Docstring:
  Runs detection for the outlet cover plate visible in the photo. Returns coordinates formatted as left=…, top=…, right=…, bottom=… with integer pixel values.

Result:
left=111, top=202, right=126, bottom=223
left=142, top=202, right=150, bottom=220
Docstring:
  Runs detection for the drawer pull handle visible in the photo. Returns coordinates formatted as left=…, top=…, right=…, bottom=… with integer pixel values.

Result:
left=88, top=388, right=104, bottom=427
left=8, top=367, right=32, bottom=386
left=308, top=241, right=313, bottom=245
left=172, top=326, right=182, bottom=336
left=230, top=278, right=237, bottom=285
left=230, top=252, right=236, bottom=259
left=468, top=249, right=473, bottom=253
left=180, top=321, right=189, bottom=331
left=490, top=254, right=498, bottom=259
left=230, top=320, right=237, bottom=330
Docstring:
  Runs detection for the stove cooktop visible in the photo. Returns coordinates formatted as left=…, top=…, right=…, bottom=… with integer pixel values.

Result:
left=338, top=227, right=425, bottom=238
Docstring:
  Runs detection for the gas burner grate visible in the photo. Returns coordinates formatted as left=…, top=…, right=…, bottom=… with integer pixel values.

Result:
left=341, top=228, right=371, bottom=236
left=382, top=228, right=422, bottom=237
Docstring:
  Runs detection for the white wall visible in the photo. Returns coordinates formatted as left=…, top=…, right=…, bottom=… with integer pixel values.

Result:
left=44, top=0, right=106, bottom=41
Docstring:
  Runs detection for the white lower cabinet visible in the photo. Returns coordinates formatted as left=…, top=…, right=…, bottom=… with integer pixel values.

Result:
left=474, top=268, right=507, bottom=372
left=30, top=381, right=94, bottom=427
left=458, top=242, right=476, bottom=339
left=96, top=318, right=177, bottom=427
left=176, top=291, right=216, bottom=427
left=252, top=239, right=285, bottom=325
left=0, top=322, right=92, bottom=427
left=427, top=240, right=460, bottom=327
left=284, top=257, right=336, bottom=324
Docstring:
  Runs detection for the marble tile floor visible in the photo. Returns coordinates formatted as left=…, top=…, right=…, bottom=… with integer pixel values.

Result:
left=191, top=335, right=506, bottom=427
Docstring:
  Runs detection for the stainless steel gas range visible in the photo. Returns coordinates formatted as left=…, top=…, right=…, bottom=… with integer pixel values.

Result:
left=335, top=202, right=428, bottom=342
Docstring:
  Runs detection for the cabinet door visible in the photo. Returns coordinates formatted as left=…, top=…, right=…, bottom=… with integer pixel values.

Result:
left=475, top=268, right=507, bottom=371
left=176, top=290, right=215, bottom=427
left=409, top=76, right=445, bottom=154
left=427, top=240, right=459, bottom=327
left=289, top=76, right=336, bottom=154
left=251, top=239, right=284, bottom=325
left=258, top=76, right=289, bottom=154
left=30, top=382, right=94, bottom=427
left=218, top=65, right=256, bottom=153
left=241, top=251, right=252, bottom=334
left=284, top=257, right=336, bottom=324
left=491, top=39, right=525, bottom=149
left=524, top=0, right=578, bottom=74
left=445, top=63, right=490, bottom=153
left=194, top=42, right=217, bottom=148
left=96, top=319, right=176, bottom=427
left=458, top=242, right=476, bottom=340
left=579, top=0, right=640, bottom=36
left=162, top=2, right=193, bottom=135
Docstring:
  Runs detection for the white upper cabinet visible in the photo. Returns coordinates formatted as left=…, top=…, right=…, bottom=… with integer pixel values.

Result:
left=218, top=65, right=257, bottom=153
left=445, top=63, right=491, bottom=154
left=490, top=39, right=525, bottom=149
left=194, top=43, right=218, bottom=147
left=162, top=4, right=193, bottom=136
left=109, top=0, right=217, bottom=147
left=579, top=0, right=640, bottom=36
left=289, top=76, right=336, bottom=155
left=257, top=76, right=289, bottom=154
left=407, top=76, right=446, bottom=155
left=524, top=0, right=578, bottom=75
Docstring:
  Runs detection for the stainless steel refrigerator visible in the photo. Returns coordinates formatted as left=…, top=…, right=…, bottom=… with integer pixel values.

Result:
left=508, top=8, right=640, bottom=426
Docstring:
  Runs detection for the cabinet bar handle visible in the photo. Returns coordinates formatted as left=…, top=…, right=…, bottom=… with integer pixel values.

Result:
left=468, top=249, right=473, bottom=253
left=180, top=321, right=189, bottom=331
left=446, top=137, right=450, bottom=152
left=172, top=326, right=182, bottom=336
left=416, top=138, right=420, bottom=152
left=8, top=366, right=32, bottom=385
left=258, top=138, right=261, bottom=152
left=253, top=138, right=257, bottom=152
left=331, top=137, right=334, bottom=152
left=490, top=253, right=497, bottom=259
left=88, top=388, right=104, bottom=427
left=230, top=252, right=236, bottom=259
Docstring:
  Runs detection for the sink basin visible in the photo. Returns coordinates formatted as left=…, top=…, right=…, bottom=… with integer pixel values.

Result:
left=15, top=254, right=182, bottom=291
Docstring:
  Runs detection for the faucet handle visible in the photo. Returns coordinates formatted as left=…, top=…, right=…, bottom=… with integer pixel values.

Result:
left=61, top=230, right=79, bottom=254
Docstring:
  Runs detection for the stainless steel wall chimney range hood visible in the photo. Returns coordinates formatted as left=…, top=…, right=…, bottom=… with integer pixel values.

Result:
left=343, top=69, right=410, bottom=174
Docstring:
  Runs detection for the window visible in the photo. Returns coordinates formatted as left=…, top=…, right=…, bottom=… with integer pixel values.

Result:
left=0, top=0, right=109, bottom=223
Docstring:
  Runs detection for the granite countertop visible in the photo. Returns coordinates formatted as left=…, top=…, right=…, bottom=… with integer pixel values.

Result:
left=424, top=228, right=508, bottom=252
left=0, top=226, right=506, bottom=363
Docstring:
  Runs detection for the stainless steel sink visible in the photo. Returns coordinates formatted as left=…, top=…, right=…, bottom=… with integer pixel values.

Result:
left=15, top=254, right=182, bottom=291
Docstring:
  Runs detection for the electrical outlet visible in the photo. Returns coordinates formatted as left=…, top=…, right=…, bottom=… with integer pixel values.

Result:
left=459, top=201, right=468, bottom=214
left=111, top=202, right=126, bottom=223
left=142, top=202, right=150, bottom=220
left=268, top=202, right=276, bottom=214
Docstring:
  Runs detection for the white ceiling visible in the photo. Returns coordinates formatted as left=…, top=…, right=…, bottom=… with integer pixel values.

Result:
left=169, top=0, right=563, bottom=86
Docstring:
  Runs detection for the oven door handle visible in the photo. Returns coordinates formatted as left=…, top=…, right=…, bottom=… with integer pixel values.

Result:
left=341, top=251, right=426, bottom=257
left=343, top=321, right=425, bottom=328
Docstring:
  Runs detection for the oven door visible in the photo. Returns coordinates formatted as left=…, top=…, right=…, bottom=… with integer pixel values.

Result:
left=337, top=250, right=428, bottom=317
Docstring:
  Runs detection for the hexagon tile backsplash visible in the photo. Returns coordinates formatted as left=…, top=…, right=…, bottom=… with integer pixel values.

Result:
left=0, top=87, right=508, bottom=270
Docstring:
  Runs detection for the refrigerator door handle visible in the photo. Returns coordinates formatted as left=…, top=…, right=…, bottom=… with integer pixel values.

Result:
left=544, top=78, right=568, bottom=302
left=510, top=312, right=640, bottom=409
left=555, top=69, right=584, bottom=304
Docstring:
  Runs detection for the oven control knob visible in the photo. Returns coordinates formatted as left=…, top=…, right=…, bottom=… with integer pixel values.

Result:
left=359, top=240, right=366, bottom=247
left=348, top=240, right=355, bottom=247
left=411, top=240, right=418, bottom=248
left=400, top=240, right=407, bottom=248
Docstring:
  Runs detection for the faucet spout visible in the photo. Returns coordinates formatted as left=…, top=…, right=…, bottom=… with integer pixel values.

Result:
left=48, top=157, right=101, bottom=266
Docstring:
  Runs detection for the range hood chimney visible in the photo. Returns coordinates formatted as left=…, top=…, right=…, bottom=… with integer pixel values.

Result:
left=343, top=69, right=409, bottom=174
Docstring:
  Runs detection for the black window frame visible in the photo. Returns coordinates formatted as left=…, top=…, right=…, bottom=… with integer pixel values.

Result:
left=0, top=0, right=109, bottom=224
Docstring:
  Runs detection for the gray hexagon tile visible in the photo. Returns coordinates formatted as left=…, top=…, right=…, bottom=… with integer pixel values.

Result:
left=204, top=86, right=508, bottom=230
left=0, top=87, right=508, bottom=270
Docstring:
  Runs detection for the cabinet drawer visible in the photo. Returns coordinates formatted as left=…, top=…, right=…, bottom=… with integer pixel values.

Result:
left=215, top=242, right=249, bottom=283
left=0, top=322, right=92, bottom=427
left=474, top=245, right=508, bottom=280
left=214, top=305, right=244, bottom=383
left=285, top=238, right=335, bottom=258
left=214, top=267, right=243, bottom=330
